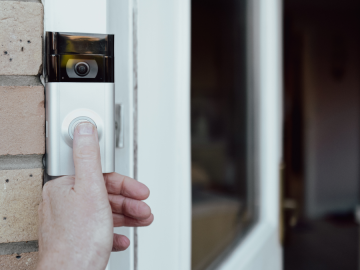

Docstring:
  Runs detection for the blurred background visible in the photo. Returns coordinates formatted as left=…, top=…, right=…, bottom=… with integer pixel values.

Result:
left=190, top=0, right=360, bottom=269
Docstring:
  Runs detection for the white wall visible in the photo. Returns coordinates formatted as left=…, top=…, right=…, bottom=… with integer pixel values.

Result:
left=303, top=19, right=360, bottom=218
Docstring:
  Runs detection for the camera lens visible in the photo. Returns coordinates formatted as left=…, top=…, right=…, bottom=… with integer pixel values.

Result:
left=77, top=64, right=87, bottom=74
left=74, top=62, right=90, bottom=76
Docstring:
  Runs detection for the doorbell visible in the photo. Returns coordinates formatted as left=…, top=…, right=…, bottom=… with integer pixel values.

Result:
left=45, top=32, right=115, bottom=176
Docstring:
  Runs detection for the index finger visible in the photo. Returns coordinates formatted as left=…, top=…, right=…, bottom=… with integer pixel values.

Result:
left=104, top=173, right=150, bottom=200
left=73, top=122, right=104, bottom=189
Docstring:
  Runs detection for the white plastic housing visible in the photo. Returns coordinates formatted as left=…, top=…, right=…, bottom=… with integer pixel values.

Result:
left=46, top=82, right=115, bottom=176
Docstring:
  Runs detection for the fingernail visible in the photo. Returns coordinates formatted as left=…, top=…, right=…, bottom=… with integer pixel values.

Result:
left=77, top=122, right=94, bottom=135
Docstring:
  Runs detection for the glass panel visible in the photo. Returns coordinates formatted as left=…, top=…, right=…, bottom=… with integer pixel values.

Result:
left=191, top=0, right=257, bottom=269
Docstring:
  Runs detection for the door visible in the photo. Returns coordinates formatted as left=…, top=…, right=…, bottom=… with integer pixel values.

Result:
left=135, top=0, right=282, bottom=269
left=44, top=0, right=282, bottom=269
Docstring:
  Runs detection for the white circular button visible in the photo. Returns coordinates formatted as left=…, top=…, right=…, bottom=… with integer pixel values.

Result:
left=68, top=116, right=97, bottom=139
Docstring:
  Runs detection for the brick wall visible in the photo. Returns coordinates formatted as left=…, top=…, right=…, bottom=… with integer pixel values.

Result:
left=0, top=1, right=44, bottom=269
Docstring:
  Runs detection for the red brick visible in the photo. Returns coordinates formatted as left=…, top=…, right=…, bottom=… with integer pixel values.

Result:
left=0, top=2, right=43, bottom=75
left=0, top=169, right=42, bottom=243
left=0, top=86, right=45, bottom=155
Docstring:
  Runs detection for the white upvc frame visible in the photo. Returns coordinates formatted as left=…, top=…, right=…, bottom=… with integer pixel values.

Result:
left=136, top=0, right=192, bottom=269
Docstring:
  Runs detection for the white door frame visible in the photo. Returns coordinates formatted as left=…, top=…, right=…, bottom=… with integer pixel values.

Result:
left=136, top=0, right=192, bottom=269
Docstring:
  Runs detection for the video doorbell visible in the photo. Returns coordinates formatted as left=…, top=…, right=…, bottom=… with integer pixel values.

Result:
left=45, top=32, right=115, bottom=176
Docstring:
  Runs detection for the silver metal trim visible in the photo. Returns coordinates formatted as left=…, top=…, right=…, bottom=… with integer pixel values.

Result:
left=45, top=82, right=115, bottom=176
left=115, top=104, right=124, bottom=148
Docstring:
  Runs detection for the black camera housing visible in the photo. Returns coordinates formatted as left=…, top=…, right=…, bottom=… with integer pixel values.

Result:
left=45, top=32, right=114, bottom=83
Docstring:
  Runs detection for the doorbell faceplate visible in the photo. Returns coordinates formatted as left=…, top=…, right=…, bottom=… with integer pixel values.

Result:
left=45, top=32, right=115, bottom=176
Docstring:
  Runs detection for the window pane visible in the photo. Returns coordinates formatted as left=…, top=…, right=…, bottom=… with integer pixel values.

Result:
left=191, top=0, right=257, bottom=269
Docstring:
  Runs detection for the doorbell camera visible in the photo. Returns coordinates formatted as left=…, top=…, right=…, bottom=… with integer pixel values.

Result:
left=45, top=32, right=115, bottom=176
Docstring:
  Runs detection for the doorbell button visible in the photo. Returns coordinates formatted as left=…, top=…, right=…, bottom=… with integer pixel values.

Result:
left=69, top=116, right=97, bottom=139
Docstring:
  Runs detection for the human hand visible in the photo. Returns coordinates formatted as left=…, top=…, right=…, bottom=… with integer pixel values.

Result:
left=37, top=122, right=153, bottom=270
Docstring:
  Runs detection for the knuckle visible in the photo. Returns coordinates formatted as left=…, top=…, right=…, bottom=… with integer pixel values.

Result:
left=129, top=201, right=139, bottom=214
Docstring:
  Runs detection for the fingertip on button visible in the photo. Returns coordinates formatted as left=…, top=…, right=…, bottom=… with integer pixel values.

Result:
left=75, top=121, right=94, bottom=135
left=69, top=117, right=97, bottom=139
